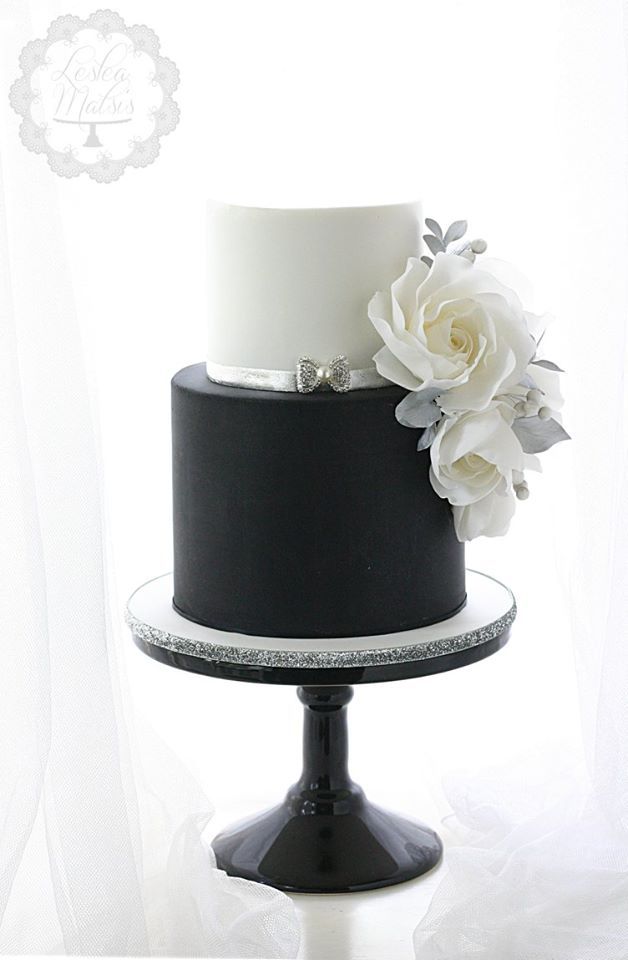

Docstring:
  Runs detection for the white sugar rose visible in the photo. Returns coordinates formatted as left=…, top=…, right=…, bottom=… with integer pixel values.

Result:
left=368, top=252, right=538, bottom=414
left=429, top=404, right=540, bottom=541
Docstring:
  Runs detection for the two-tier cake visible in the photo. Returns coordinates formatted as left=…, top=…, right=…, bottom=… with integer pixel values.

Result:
left=132, top=201, right=567, bottom=895
left=171, top=202, right=466, bottom=639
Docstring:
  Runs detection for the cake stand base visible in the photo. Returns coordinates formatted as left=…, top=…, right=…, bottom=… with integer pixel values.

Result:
left=212, top=686, right=442, bottom=893
left=127, top=570, right=515, bottom=893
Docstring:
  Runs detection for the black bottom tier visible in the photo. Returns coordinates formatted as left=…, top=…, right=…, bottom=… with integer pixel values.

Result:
left=172, top=363, right=465, bottom=639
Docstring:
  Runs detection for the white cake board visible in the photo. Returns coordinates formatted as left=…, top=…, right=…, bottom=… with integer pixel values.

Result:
left=126, top=569, right=515, bottom=680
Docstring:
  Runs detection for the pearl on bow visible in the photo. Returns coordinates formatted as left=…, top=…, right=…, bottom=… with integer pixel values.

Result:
left=296, top=355, right=351, bottom=393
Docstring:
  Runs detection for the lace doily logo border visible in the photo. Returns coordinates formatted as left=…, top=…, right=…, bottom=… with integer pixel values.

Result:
left=9, top=9, right=180, bottom=182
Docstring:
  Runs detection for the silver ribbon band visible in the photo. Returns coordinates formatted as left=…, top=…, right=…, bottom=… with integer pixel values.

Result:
left=206, top=359, right=389, bottom=393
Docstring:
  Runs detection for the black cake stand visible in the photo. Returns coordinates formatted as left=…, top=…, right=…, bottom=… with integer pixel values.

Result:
left=126, top=569, right=515, bottom=894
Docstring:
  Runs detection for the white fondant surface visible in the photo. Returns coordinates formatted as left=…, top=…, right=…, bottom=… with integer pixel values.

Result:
left=127, top=570, right=513, bottom=655
left=206, top=201, right=421, bottom=373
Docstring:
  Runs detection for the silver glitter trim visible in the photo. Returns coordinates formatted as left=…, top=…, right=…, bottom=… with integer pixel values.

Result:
left=125, top=601, right=516, bottom=671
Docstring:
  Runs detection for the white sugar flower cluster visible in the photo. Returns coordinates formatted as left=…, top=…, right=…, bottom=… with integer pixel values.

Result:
left=368, top=219, right=568, bottom=541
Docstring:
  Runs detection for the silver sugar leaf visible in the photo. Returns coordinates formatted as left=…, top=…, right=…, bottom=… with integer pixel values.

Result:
left=417, top=422, right=439, bottom=451
left=519, top=372, right=538, bottom=390
left=444, top=220, right=468, bottom=246
left=513, top=416, right=571, bottom=453
left=532, top=358, right=564, bottom=373
left=421, top=255, right=434, bottom=268
left=395, top=389, right=443, bottom=429
left=424, top=218, right=443, bottom=240
left=423, top=233, right=445, bottom=256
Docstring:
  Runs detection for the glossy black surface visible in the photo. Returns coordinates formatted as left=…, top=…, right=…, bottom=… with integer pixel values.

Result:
left=132, top=624, right=510, bottom=686
left=172, top=364, right=466, bottom=639
left=131, top=611, right=510, bottom=891
left=212, top=687, right=442, bottom=893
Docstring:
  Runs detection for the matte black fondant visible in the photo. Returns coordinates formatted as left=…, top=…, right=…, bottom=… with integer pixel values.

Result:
left=212, top=686, right=442, bottom=892
left=172, top=363, right=466, bottom=638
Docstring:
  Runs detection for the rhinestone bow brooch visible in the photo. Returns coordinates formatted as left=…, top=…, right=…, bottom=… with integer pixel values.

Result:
left=296, top=355, right=351, bottom=393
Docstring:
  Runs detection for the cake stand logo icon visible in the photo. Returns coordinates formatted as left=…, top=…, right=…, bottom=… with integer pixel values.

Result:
left=9, top=9, right=180, bottom=182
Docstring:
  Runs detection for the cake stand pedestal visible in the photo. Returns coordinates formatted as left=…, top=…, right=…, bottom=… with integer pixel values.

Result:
left=126, top=570, right=515, bottom=894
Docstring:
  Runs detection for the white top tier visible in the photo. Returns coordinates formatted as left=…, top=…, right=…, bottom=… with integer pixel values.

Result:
left=206, top=201, right=421, bottom=378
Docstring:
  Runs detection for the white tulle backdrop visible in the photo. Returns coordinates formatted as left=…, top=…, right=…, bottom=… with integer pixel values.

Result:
left=0, top=2, right=299, bottom=956
left=1, top=0, right=627, bottom=957
left=414, top=1, right=628, bottom=955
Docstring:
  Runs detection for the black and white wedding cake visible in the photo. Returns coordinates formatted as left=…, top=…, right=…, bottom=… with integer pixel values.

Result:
left=171, top=202, right=566, bottom=640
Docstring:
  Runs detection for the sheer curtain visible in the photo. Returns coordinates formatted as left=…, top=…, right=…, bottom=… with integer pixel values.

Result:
left=414, top=1, right=628, bottom=955
left=0, top=2, right=299, bottom=956
left=2, top=0, right=628, bottom=956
